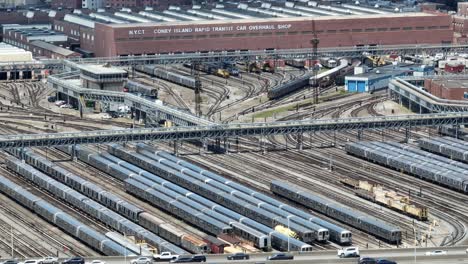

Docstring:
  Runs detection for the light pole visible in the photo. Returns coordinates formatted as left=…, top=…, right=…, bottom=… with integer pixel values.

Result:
left=10, top=225, right=13, bottom=258
left=413, top=226, right=418, bottom=264
left=287, top=215, right=292, bottom=253
left=124, top=232, right=127, bottom=264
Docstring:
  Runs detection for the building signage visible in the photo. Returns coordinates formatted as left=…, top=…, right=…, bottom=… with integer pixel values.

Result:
left=128, top=24, right=292, bottom=36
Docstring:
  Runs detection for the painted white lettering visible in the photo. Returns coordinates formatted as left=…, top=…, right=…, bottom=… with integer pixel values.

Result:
left=129, top=29, right=145, bottom=35
left=277, top=24, right=292, bottom=30
left=154, top=28, right=172, bottom=34
left=195, top=27, right=210, bottom=32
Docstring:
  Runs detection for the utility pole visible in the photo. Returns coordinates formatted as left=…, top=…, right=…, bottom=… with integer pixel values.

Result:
left=193, top=61, right=202, bottom=117
left=310, top=20, right=320, bottom=104
left=11, top=225, right=13, bottom=258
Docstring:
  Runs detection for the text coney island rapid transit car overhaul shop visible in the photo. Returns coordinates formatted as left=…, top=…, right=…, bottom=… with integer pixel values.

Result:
left=128, top=24, right=293, bottom=36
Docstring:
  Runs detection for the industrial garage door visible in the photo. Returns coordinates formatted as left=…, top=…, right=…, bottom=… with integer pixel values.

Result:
left=347, top=81, right=357, bottom=92
left=357, top=81, right=366, bottom=92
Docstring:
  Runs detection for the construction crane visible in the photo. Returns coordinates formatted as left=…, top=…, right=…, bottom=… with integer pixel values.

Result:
left=310, top=20, right=320, bottom=104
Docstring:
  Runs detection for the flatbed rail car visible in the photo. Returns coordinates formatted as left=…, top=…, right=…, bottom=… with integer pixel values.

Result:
left=340, top=177, right=428, bottom=221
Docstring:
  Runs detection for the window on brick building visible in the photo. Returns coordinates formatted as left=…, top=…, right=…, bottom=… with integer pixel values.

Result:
left=464, top=92, right=468, bottom=99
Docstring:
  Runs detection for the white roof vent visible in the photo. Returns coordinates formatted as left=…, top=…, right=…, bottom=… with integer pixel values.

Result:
left=193, top=5, right=201, bottom=9
left=238, top=3, right=248, bottom=9
left=374, top=4, right=379, bottom=8
left=355, top=1, right=360, bottom=5
left=144, top=6, right=153, bottom=11
left=394, top=7, right=399, bottom=12
left=168, top=5, right=180, bottom=10
left=26, top=11, right=34, bottom=18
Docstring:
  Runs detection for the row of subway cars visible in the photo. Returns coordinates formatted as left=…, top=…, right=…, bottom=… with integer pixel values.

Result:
left=107, top=143, right=354, bottom=246
left=67, top=145, right=281, bottom=252
left=8, top=147, right=204, bottom=254
left=270, top=181, right=402, bottom=244
left=0, top=157, right=128, bottom=256
left=346, top=141, right=468, bottom=193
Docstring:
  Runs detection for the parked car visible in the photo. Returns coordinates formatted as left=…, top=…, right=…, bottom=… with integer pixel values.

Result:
left=338, top=247, right=360, bottom=258
left=60, top=104, right=73, bottom=109
left=86, top=261, right=106, bottom=264
left=227, top=252, right=250, bottom=260
left=1, top=260, right=19, bottom=264
left=425, top=250, right=447, bottom=256
left=55, top=100, right=66, bottom=106
left=101, top=113, right=112, bottom=120
left=376, top=259, right=397, bottom=264
left=62, top=257, right=84, bottom=264
left=130, top=257, right=152, bottom=264
left=47, top=96, right=56, bottom=102
left=23, top=260, right=42, bottom=264
left=40, top=257, right=59, bottom=264
left=267, top=253, right=294, bottom=260
left=169, top=257, right=193, bottom=263
left=358, top=257, right=377, bottom=264
left=153, top=252, right=179, bottom=261
left=190, top=255, right=206, bottom=262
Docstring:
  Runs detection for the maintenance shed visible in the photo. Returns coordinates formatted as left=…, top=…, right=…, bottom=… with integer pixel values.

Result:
left=345, top=67, right=411, bottom=93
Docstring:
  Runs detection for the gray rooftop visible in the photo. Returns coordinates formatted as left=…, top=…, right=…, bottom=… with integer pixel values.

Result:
left=30, top=41, right=76, bottom=56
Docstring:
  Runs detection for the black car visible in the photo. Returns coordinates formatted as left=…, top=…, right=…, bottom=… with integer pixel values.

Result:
left=170, top=257, right=193, bottom=263
left=170, top=255, right=206, bottom=263
left=190, top=255, right=206, bottom=262
left=358, top=257, right=377, bottom=264
left=267, top=253, right=294, bottom=260
left=227, top=253, right=250, bottom=260
left=47, top=96, right=56, bottom=102
left=62, top=257, right=85, bottom=264
left=377, top=260, right=397, bottom=264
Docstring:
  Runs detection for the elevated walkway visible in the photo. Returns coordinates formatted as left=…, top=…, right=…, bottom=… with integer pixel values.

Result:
left=0, top=112, right=466, bottom=148
left=48, top=72, right=213, bottom=126
left=389, top=76, right=468, bottom=113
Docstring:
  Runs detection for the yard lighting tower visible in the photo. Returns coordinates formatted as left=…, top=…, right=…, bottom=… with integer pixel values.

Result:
left=310, top=20, right=320, bottom=104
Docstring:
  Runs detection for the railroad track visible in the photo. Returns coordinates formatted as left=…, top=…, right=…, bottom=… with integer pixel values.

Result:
left=0, top=163, right=98, bottom=257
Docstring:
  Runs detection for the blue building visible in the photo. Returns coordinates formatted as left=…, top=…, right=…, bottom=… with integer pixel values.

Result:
left=344, top=65, right=430, bottom=93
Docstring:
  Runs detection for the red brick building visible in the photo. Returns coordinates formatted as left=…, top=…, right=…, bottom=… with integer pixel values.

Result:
left=452, top=2, right=468, bottom=44
left=92, top=12, right=453, bottom=57
left=424, top=79, right=468, bottom=100
left=51, top=0, right=81, bottom=9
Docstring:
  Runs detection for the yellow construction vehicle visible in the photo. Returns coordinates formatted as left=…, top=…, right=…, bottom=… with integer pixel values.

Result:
left=274, top=225, right=299, bottom=239
left=215, top=68, right=230, bottom=78
left=364, top=55, right=388, bottom=67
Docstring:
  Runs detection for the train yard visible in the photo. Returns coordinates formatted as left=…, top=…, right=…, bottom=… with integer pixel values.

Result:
left=0, top=55, right=468, bottom=264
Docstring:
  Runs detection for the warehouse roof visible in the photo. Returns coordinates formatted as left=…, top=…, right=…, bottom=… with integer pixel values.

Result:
left=106, top=12, right=442, bottom=28
left=432, top=79, right=468, bottom=89
left=79, top=64, right=127, bottom=74
left=30, top=41, right=76, bottom=56
left=0, top=42, right=33, bottom=62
